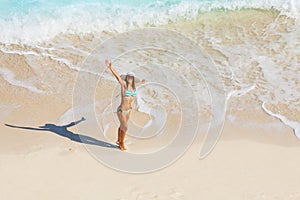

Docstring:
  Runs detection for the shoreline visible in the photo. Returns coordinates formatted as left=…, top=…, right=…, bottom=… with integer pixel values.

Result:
left=1, top=90, right=299, bottom=155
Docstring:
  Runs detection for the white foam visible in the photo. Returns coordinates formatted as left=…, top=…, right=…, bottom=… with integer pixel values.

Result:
left=42, top=53, right=82, bottom=71
left=227, top=84, right=256, bottom=100
left=0, top=46, right=98, bottom=76
left=0, top=0, right=298, bottom=44
left=0, top=46, right=80, bottom=70
left=0, top=67, right=44, bottom=94
left=262, top=102, right=300, bottom=140
left=0, top=47, right=40, bottom=56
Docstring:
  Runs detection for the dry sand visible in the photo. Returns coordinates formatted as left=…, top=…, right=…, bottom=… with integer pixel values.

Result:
left=1, top=92, right=300, bottom=200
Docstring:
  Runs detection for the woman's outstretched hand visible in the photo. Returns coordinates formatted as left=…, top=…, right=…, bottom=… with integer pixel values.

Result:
left=105, top=59, right=112, bottom=69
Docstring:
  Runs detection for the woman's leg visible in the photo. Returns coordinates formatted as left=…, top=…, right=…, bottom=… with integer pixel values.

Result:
left=117, top=111, right=128, bottom=132
left=116, top=111, right=123, bottom=145
left=125, top=110, right=131, bottom=122
left=117, top=111, right=128, bottom=150
left=119, top=111, right=131, bottom=150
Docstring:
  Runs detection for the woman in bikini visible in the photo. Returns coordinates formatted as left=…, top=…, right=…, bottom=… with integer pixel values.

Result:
left=105, top=59, right=145, bottom=151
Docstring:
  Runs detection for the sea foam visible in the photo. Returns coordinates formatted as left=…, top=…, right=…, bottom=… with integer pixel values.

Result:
left=0, top=0, right=299, bottom=44
left=262, top=102, right=300, bottom=140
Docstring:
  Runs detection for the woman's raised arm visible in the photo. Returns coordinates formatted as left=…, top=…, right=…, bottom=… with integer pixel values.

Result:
left=105, top=59, right=125, bottom=86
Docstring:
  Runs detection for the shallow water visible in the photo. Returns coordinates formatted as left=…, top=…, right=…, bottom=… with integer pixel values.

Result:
left=0, top=1, right=299, bottom=139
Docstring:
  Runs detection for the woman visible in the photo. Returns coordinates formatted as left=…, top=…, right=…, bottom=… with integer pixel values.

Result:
left=105, top=59, right=145, bottom=151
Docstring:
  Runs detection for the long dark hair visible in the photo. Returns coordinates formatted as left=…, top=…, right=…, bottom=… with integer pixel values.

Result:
left=125, top=75, right=135, bottom=90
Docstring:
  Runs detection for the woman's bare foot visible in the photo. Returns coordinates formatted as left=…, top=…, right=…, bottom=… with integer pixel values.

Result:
left=119, top=143, right=126, bottom=151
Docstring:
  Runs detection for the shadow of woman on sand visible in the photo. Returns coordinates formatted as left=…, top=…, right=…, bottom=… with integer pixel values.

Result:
left=5, top=117, right=119, bottom=149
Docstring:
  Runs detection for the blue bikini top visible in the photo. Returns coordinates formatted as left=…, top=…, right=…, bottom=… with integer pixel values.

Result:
left=125, top=89, right=136, bottom=97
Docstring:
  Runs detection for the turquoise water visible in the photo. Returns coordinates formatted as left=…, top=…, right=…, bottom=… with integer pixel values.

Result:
left=0, top=0, right=296, bottom=16
left=1, top=0, right=298, bottom=21
left=0, top=0, right=298, bottom=43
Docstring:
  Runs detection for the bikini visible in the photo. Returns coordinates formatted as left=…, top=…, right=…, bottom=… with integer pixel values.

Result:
left=117, top=89, right=136, bottom=115
left=125, top=89, right=136, bottom=97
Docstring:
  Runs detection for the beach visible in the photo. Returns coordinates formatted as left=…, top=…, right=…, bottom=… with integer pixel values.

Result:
left=2, top=98, right=300, bottom=199
left=1, top=1, right=300, bottom=199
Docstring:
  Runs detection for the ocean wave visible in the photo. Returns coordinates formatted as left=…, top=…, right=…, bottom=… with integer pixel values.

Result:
left=0, top=0, right=298, bottom=44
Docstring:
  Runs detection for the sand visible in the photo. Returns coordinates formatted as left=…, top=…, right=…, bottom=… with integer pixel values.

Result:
left=1, top=90, right=300, bottom=200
